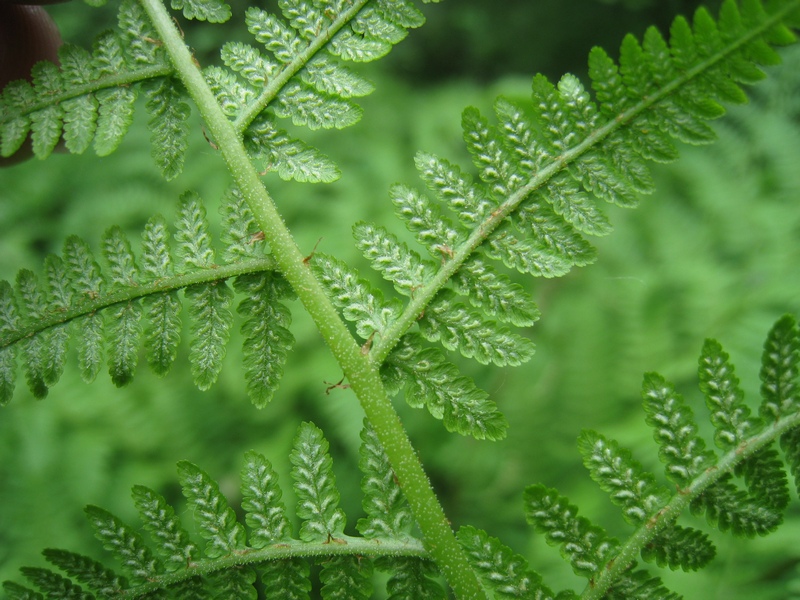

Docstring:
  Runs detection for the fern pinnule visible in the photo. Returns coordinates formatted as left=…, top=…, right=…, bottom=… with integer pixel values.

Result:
left=3, top=422, right=434, bottom=599
left=382, top=333, right=508, bottom=441
left=0, top=188, right=294, bottom=405
left=171, top=0, right=232, bottom=23
left=457, top=525, right=555, bottom=600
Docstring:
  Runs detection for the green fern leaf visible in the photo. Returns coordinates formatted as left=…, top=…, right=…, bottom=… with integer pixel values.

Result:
left=524, top=484, right=619, bottom=579
left=378, top=557, right=444, bottom=600
left=15, top=270, right=52, bottom=398
left=84, top=505, right=160, bottom=583
left=320, top=556, right=373, bottom=600
left=699, top=338, right=762, bottom=450
left=235, top=273, right=295, bottom=407
left=781, top=426, right=800, bottom=496
left=0, top=81, right=34, bottom=157
left=457, top=525, right=554, bottom=599
left=302, top=56, right=375, bottom=98
left=414, top=151, right=494, bottom=226
left=132, top=485, right=197, bottom=570
left=534, top=174, right=613, bottom=238
left=690, top=474, right=783, bottom=536
left=5, top=424, right=435, bottom=598
left=102, top=227, right=142, bottom=386
left=94, top=87, right=137, bottom=157
left=204, top=0, right=426, bottom=182
left=357, top=420, right=413, bottom=540
left=42, top=549, right=127, bottom=597
left=218, top=186, right=265, bottom=260
left=172, top=0, right=231, bottom=23
left=178, top=460, right=248, bottom=558
left=245, top=114, right=340, bottom=183
left=483, top=223, right=574, bottom=278
left=176, top=192, right=216, bottom=270
left=419, top=289, right=535, bottom=367
left=760, top=314, right=800, bottom=419
left=577, top=430, right=669, bottom=526
left=313, top=253, right=401, bottom=341
left=145, top=78, right=191, bottom=181
left=28, top=61, right=64, bottom=159
left=0, top=281, right=20, bottom=405
left=117, top=0, right=165, bottom=65
left=452, top=258, right=539, bottom=328
left=1, top=581, right=41, bottom=600
left=642, top=372, right=716, bottom=488
left=291, top=422, right=346, bottom=542
left=736, top=446, right=790, bottom=510
left=390, top=184, right=464, bottom=259
left=383, top=333, right=508, bottom=440
left=141, top=216, right=182, bottom=376
left=59, top=45, right=99, bottom=154
left=62, top=236, right=105, bottom=383
left=240, top=450, right=292, bottom=546
left=18, top=568, right=92, bottom=600
left=605, top=569, right=680, bottom=600
left=185, top=281, right=234, bottom=390
left=642, top=524, right=716, bottom=571
left=354, top=222, right=435, bottom=296
left=0, top=189, right=287, bottom=404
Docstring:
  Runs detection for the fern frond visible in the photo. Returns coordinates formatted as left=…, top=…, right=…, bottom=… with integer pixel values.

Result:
left=0, top=188, right=294, bottom=406
left=193, top=0, right=428, bottom=182
left=339, top=0, right=800, bottom=444
left=522, top=315, right=800, bottom=599
left=0, top=0, right=183, bottom=176
left=3, top=423, right=434, bottom=599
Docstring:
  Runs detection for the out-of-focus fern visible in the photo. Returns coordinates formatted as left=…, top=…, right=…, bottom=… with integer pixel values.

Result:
left=0, top=186, right=295, bottom=408
left=2, top=420, right=443, bottom=599
left=0, top=0, right=432, bottom=181
left=516, top=315, right=800, bottom=599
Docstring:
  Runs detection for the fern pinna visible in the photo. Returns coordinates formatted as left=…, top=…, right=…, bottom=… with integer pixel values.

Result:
left=2, top=0, right=800, bottom=598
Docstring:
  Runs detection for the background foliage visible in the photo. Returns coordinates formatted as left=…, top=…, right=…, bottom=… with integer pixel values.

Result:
left=1, top=0, right=800, bottom=597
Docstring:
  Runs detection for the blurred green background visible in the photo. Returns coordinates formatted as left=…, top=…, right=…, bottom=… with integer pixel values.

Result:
left=2, top=0, right=800, bottom=597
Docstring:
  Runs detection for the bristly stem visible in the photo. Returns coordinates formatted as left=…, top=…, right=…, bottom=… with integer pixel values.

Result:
left=136, top=1, right=488, bottom=597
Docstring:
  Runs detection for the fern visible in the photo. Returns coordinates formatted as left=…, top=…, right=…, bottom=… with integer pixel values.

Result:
left=0, top=0, right=430, bottom=182
left=3, top=421, right=436, bottom=599
left=2, top=0, right=800, bottom=598
left=9, top=315, right=799, bottom=598
left=0, top=187, right=292, bottom=406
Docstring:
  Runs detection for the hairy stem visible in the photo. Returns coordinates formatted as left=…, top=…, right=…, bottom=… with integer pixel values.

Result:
left=136, top=1, right=487, bottom=597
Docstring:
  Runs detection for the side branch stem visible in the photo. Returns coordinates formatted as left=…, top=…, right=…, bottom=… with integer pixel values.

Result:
left=137, top=1, right=487, bottom=598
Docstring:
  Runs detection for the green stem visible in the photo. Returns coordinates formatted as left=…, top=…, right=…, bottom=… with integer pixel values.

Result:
left=136, top=2, right=487, bottom=598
